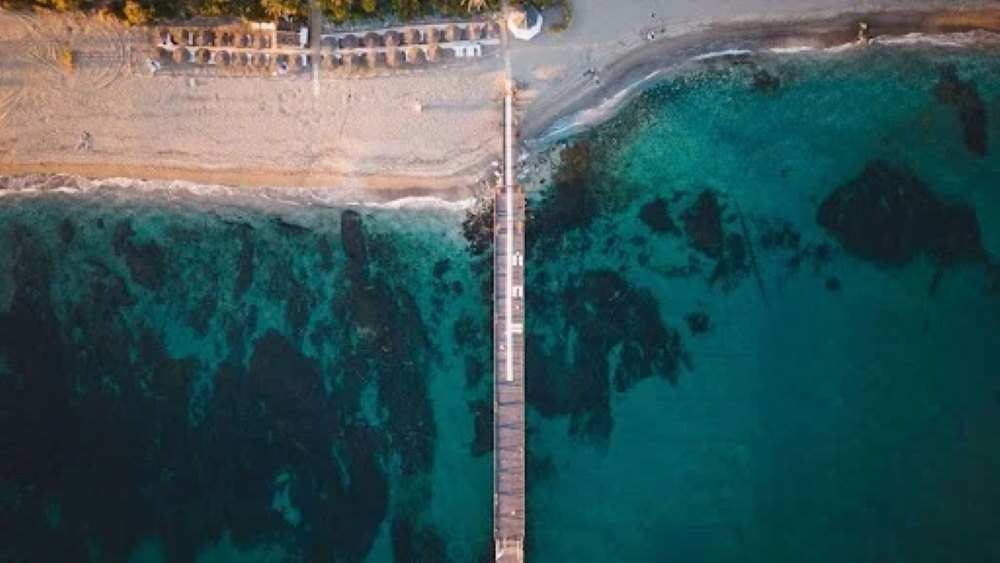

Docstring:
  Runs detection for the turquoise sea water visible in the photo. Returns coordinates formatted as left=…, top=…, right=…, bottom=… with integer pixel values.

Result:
left=1, top=46, right=999, bottom=561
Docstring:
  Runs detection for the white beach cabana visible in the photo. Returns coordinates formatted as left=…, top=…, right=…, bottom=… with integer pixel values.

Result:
left=507, top=6, right=542, bottom=41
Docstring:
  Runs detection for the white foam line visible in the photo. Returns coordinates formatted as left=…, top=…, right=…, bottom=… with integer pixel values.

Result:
left=824, top=41, right=859, bottom=53
left=768, top=45, right=816, bottom=53
left=0, top=174, right=472, bottom=211
left=870, top=31, right=1000, bottom=47
left=344, top=196, right=474, bottom=211
left=689, top=48, right=754, bottom=61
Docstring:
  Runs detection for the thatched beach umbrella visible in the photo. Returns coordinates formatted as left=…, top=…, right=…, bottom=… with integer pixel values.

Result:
left=406, top=45, right=424, bottom=65
left=384, top=30, right=402, bottom=47
left=424, top=27, right=440, bottom=44
left=364, top=32, right=381, bottom=48
left=403, top=28, right=421, bottom=45
left=426, top=43, right=441, bottom=62
left=486, top=21, right=501, bottom=38
left=343, top=52, right=361, bottom=71
left=445, top=24, right=462, bottom=42
left=386, top=48, right=401, bottom=67
left=340, top=34, right=359, bottom=49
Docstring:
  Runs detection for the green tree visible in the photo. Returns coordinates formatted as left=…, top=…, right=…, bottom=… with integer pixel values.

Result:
left=260, top=0, right=300, bottom=19
left=361, top=0, right=376, bottom=14
left=123, top=0, right=153, bottom=25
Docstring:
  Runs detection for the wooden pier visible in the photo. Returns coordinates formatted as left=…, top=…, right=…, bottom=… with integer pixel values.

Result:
left=494, top=77, right=526, bottom=562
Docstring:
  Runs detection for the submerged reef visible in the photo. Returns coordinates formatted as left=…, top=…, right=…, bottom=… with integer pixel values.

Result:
left=639, top=197, right=681, bottom=236
left=526, top=269, right=685, bottom=442
left=680, top=189, right=750, bottom=290
left=817, top=160, right=986, bottom=267
left=0, top=205, right=445, bottom=561
left=934, top=65, right=988, bottom=157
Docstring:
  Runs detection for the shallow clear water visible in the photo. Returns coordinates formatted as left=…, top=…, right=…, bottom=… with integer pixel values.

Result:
left=2, top=46, right=999, bottom=562
left=0, top=192, right=493, bottom=561
left=525, top=48, right=1000, bottom=562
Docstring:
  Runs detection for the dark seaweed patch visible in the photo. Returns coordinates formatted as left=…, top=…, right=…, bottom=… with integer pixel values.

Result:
left=679, top=190, right=750, bottom=290
left=751, top=69, right=781, bottom=92
left=1, top=208, right=447, bottom=562
left=233, top=223, right=254, bottom=300
left=186, top=292, right=216, bottom=335
left=433, top=258, right=451, bottom=280
left=526, top=270, right=685, bottom=441
left=934, top=65, right=988, bottom=156
left=462, top=200, right=494, bottom=256
left=112, top=221, right=166, bottom=291
left=275, top=217, right=310, bottom=235
left=339, top=210, right=435, bottom=477
left=685, top=312, right=710, bottom=334
left=469, top=397, right=492, bottom=457
left=58, top=218, right=75, bottom=245
left=817, top=161, right=985, bottom=267
left=638, top=197, right=680, bottom=235
left=759, top=220, right=801, bottom=252
left=529, top=142, right=604, bottom=254
left=825, top=276, right=841, bottom=291
left=391, top=516, right=449, bottom=563
left=681, top=190, right=725, bottom=259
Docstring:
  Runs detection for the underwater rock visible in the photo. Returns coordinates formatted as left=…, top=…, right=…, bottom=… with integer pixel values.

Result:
left=340, top=210, right=368, bottom=266
left=529, top=142, right=605, bottom=253
left=685, top=312, right=710, bottom=334
left=469, top=397, right=492, bottom=457
left=825, top=276, right=841, bottom=291
left=681, top=190, right=724, bottom=259
left=112, top=220, right=166, bottom=291
left=275, top=217, right=310, bottom=235
left=751, top=69, right=781, bottom=92
left=639, top=197, right=680, bottom=235
left=124, top=242, right=165, bottom=291
left=233, top=223, right=254, bottom=300
left=432, top=258, right=451, bottom=280
left=112, top=221, right=133, bottom=256
left=817, top=161, right=985, bottom=267
left=526, top=269, right=685, bottom=441
left=59, top=218, right=76, bottom=245
left=391, top=516, right=449, bottom=563
left=759, top=220, right=801, bottom=251
left=461, top=199, right=494, bottom=256
left=934, top=65, right=987, bottom=157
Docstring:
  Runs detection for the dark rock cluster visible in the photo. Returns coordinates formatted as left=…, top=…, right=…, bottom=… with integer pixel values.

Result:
left=817, top=160, right=985, bottom=267
left=934, top=65, right=988, bottom=157
left=0, top=207, right=446, bottom=562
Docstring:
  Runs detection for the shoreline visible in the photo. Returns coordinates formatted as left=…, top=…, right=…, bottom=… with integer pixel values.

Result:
left=1, top=7, right=998, bottom=202
left=0, top=160, right=485, bottom=202
left=522, top=8, right=1000, bottom=144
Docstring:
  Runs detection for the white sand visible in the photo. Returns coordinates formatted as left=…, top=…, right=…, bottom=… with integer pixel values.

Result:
left=0, top=3, right=997, bottom=195
left=0, top=10, right=503, bottom=193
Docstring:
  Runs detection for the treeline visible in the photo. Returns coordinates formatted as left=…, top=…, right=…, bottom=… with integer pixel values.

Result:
left=0, top=0, right=551, bottom=24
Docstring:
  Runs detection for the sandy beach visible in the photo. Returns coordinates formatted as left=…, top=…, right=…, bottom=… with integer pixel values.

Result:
left=0, top=2, right=998, bottom=196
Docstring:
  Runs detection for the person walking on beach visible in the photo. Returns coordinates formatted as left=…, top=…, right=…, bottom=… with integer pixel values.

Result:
left=76, top=131, right=92, bottom=151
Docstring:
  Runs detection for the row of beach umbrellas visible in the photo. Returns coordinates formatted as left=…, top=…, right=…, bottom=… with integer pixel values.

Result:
left=159, top=44, right=443, bottom=67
